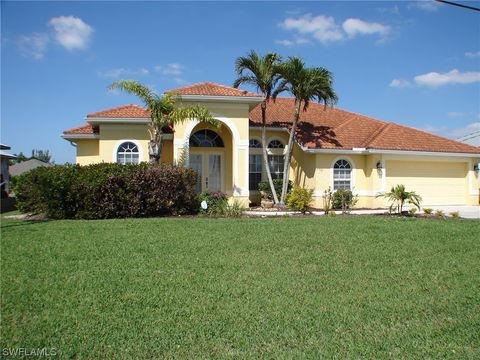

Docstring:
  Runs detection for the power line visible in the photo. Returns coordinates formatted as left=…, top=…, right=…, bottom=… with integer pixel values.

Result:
left=435, top=0, right=480, bottom=12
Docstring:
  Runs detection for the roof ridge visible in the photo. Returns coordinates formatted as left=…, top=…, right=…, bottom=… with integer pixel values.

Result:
left=362, top=122, right=392, bottom=148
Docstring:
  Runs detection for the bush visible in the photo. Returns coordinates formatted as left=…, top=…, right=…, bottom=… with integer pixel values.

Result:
left=322, top=187, right=333, bottom=215
left=198, top=192, right=245, bottom=217
left=423, top=208, right=433, bottom=215
left=12, top=163, right=199, bottom=219
left=435, top=209, right=445, bottom=217
left=408, top=208, right=417, bottom=216
left=450, top=211, right=460, bottom=219
left=258, top=179, right=292, bottom=200
left=199, top=191, right=228, bottom=216
left=286, top=187, right=313, bottom=214
left=332, top=189, right=358, bottom=213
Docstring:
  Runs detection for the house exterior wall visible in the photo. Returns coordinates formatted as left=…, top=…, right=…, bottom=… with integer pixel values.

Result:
left=70, top=101, right=480, bottom=208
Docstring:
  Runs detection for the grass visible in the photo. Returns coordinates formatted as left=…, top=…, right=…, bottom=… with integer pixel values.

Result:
left=1, top=216, right=479, bottom=359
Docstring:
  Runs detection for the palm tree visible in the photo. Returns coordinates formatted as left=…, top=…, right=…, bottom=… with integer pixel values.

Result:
left=377, top=184, right=422, bottom=214
left=275, top=57, right=338, bottom=205
left=109, top=80, right=216, bottom=164
left=233, top=51, right=283, bottom=205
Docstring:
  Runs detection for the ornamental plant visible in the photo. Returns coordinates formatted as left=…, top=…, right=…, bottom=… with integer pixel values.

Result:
left=286, top=186, right=313, bottom=214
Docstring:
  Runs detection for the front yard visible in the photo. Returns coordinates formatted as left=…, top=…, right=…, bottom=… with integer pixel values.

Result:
left=1, top=216, right=479, bottom=358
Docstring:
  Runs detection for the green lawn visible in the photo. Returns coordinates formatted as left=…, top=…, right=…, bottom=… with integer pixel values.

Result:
left=1, top=216, right=479, bottom=359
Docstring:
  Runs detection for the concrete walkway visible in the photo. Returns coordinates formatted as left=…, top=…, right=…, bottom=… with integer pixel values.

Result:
left=246, top=206, right=480, bottom=219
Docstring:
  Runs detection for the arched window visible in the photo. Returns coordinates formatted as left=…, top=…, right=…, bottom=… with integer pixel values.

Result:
left=333, top=159, right=352, bottom=190
left=190, top=129, right=224, bottom=147
left=249, top=139, right=262, bottom=148
left=116, top=142, right=140, bottom=164
left=268, top=139, right=284, bottom=149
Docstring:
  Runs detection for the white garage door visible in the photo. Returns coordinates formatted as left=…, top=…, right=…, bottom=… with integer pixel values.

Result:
left=386, top=160, right=467, bottom=205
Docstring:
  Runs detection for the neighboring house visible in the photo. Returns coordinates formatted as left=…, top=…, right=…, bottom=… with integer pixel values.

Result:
left=0, top=144, right=16, bottom=194
left=457, top=130, right=480, bottom=147
left=9, top=158, right=53, bottom=177
left=62, top=82, right=480, bottom=207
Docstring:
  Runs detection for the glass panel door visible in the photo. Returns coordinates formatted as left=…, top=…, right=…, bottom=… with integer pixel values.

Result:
left=189, top=154, right=202, bottom=193
left=207, top=154, right=222, bottom=192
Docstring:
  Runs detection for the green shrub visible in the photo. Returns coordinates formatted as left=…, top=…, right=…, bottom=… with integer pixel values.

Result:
left=258, top=179, right=292, bottom=200
left=12, top=163, right=199, bottom=219
left=224, top=199, right=246, bottom=218
left=199, top=191, right=228, bottom=216
left=332, top=189, right=358, bottom=213
left=408, top=208, right=417, bottom=216
left=286, top=187, right=313, bottom=214
left=450, top=211, right=460, bottom=219
left=322, top=187, right=333, bottom=215
left=423, top=208, right=433, bottom=215
left=435, top=209, right=445, bottom=217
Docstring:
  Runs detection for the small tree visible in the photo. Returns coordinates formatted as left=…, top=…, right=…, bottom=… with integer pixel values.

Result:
left=377, top=184, right=422, bottom=214
left=109, top=80, right=217, bottom=164
left=274, top=57, right=338, bottom=205
left=31, top=149, right=52, bottom=163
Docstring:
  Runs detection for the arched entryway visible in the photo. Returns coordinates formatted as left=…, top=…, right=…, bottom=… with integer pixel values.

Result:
left=188, top=124, right=233, bottom=193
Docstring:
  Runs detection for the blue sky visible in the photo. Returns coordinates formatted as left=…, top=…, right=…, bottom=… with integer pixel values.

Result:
left=2, top=0, right=479, bottom=163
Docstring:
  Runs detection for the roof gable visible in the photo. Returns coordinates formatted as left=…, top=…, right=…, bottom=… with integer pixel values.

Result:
left=165, top=82, right=262, bottom=97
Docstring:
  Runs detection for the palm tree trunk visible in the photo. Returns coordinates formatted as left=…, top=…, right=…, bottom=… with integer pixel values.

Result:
left=261, top=102, right=279, bottom=204
left=148, top=129, right=163, bottom=165
left=280, top=99, right=301, bottom=205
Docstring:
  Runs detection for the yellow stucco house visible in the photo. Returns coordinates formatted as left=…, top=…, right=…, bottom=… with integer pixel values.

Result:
left=63, top=82, right=480, bottom=208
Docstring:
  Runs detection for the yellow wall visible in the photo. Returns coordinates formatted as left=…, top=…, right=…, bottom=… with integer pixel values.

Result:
left=72, top=104, right=480, bottom=208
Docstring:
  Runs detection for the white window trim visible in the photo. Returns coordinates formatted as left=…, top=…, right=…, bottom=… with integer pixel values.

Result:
left=112, top=139, right=144, bottom=163
left=331, top=156, right=356, bottom=191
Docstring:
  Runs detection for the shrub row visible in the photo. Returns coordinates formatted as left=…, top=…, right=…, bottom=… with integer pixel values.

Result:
left=12, top=163, right=199, bottom=219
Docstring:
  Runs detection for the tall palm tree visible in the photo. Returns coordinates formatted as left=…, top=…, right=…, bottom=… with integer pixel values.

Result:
left=233, top=51, right=283, bottom=204
left=109, top=80, right=216, bottom=164
left=275, top=57, right=338, bottom=205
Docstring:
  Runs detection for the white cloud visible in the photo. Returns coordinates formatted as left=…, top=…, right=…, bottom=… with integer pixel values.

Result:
left=408, top=1, right=441, bottom=12
left=414, top=69, right=480, bottom=87
left=99, top=67, right=149, bottom=78
left=155, top=63, right=183, bottom=76
left=17, top=32, right=49, bottom=59
left=465, top=51, right=480, bottom=59
left=48, top=16, right=93, bottom=51
left=448, top=122, right=480, bottom=139
left=279, top=13, right=390, bottom=46
left=389, top=78, right=412, bottom=88
left=280, top=14, right=344, bottom=44
left=342, top=18, right=390, bottom=38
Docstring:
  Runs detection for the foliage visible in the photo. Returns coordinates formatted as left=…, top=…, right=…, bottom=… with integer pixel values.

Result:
left=10, top=149, right=52, bottom=164
left=408, top=207, right=417, bottom=216
left=199, top=191, right=228, bottom=216
left=233, top=51, right=283, bottom=204
left=423, top=208, right=433, bottom=215
left=198, top=191, right=245, bottom=217
left=274, top=56, right=338, bottom=204
left=108, top=80, right=217, bottom=164
left=332, top=189, right=358, bottom=214
left=435, top=209, right=445, bottom=218
left=12, top=163, right=199, bottom=219
left=258, top=179, right=292, bottom=200
left=3, top=216, right=480, bottom=359
left=450, top=211, right=460, bottom=218
left=376, top=184, right=422, bottom=215
left=286, top=187, right=313, bottom=214
left=322, top=187, right=334, bottom=215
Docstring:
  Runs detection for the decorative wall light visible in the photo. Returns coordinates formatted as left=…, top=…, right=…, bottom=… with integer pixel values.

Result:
left=376, top=161, right=383, bottom=170
left=474, top=163, right=480, bottom=175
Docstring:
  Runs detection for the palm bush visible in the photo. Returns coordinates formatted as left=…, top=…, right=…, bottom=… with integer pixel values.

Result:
left=377, top=184, right=422, bottom=215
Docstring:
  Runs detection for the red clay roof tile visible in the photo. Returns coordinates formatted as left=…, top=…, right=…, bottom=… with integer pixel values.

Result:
left=166, top=82, right=262, bottom=97
left=63, top=124, right=97, bottom=135
left=87, top=104, right=150, bottom=118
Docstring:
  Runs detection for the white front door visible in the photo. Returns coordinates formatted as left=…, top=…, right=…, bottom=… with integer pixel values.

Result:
left=190, top=153, right=223, bottom=193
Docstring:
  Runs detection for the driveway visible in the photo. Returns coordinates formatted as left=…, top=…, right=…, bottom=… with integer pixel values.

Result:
left=424, top=205, right=480, bottom=219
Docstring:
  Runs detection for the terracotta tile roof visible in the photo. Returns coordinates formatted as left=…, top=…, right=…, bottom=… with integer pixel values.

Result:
left=87, top=104, right=150, bottom=118
left=166, top=82, right=262, bottom=97
left=249, top=98, right=480, bottom=154
left=63, top=124, right=98, bottom=135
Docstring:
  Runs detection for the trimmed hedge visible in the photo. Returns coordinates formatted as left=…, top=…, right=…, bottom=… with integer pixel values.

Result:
left=12, top=163, right=199, bottom=219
